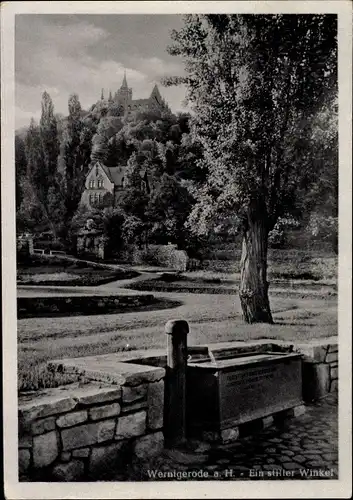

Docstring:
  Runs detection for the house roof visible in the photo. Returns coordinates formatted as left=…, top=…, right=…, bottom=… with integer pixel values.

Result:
left=89, top=161, right=126, bottom=186
left=106, top=166, right=125, bottom=185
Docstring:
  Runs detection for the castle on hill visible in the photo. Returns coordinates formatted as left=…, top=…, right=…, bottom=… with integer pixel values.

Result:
left=101, top=71, right=168, bottom=114
left=80, top=72, right=169, bottom=210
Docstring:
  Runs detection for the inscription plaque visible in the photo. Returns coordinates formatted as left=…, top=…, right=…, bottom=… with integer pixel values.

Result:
left=186, top=352, right=303, bottom=434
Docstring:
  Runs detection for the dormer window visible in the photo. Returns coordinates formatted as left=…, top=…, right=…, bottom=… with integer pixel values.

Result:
left=89, top=180, right=95, bottom=189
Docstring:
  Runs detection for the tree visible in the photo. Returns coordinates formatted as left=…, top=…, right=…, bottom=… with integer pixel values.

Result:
left=61, top=94, right=93, bottom=224
left=39, top=91, right=60, bottom=202
left=119, top=153, right=151, bottom=220
left=17, top=93, right=65, bottom=238
left=91, top=133, right=109, bottom=164
left=101, top=207, right=126, bottom=256
left=165, top=14, right=337, bottom=323
left=146, top=173, right=194, bottom=247
left=20, top=119, right=47, bottom=232
left=15, top=136, right=27, bottom=210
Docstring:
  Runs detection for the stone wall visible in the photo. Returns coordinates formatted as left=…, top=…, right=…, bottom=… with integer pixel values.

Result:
left=17, top=293, right=155, bottom=318
left=294, top=342, right=338, bottom=401
left=19, top=363, right=165, bottom=481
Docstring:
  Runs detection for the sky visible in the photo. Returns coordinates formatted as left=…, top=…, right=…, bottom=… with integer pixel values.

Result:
left=15, top=14, right=187, bottom=129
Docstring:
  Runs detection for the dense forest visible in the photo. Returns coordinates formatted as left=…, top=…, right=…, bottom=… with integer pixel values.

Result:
left=15, top=92, right=208, bottom=256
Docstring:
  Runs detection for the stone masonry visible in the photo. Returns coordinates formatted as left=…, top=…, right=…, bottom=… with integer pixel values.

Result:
left=18, top=359, right=165, bottom=482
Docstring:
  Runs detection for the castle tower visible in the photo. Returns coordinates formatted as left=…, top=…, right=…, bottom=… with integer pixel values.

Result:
left=115, top=70, right=132, bottom=111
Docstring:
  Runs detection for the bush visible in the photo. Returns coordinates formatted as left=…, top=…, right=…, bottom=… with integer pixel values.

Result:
left=140, top=245, right=189, bottom=270
left=268, top=217, right=301, bottom=249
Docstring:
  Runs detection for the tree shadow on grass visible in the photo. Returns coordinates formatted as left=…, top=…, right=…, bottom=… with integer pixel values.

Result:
left=17, top=298, right=183, bottom=319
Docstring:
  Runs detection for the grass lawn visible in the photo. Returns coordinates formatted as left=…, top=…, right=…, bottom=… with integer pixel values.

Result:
left=18, top=291, right=337, bottom=391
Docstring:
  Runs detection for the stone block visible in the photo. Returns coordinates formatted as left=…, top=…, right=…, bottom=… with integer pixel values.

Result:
left=328, top=344, right=338, bottom=353
left=72, top=447, right=90, bottom=458
left=51, top=355, right=164, bottom=387
left=122, top=384, right=147, bottom=404
left=121, top=400, right=147, bottom=414
left=262, top=416, right=274, bottom=428
left=302, top=362, right=330, bottom=402
left=330, top=366, right=338, bottom=380
left=76, top=387, right=122, bottom=405
left=132, top=431, right=164, bottom=460
left=51, top=460, right=85, bottom=481
left=115, top=411, right=146, bottom=440
left=220, top=427, right=239, bottom=443
left=330, top=379, right=338, bottom=392
left=33, top=431, right=58, bottom=468
left=60, top=451, right=71, bottom=462
left=292, top=454, right=306, bottom=463
left=19, top=449, right=31, bottom=474
left=89, top=402, right=121, bottom=421
left=294, top=344, right=327, bottom=363
left=147, top=380, right=164, bottom=430
left=31, top=416, right=56, bottom=436
left=56, top=410, right=88, bottom=428
left=19, top=397, right=77, bottom=431
left=19, top=435, right=32, bottom=449
left=61, top=419, right=116, bottom=450
left=89, top=441, right=129, bottom=478
left=293, top=404, right=306, bottom=417
left=326, top=352, right=338, bottom=364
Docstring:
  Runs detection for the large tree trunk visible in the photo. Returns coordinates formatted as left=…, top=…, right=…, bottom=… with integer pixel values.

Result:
left=239, top=209, right=273, bottom=324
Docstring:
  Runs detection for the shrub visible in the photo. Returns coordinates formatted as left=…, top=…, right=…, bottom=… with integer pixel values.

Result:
left=140, top=245, right=189, bottom=270
left=268, top=217, right=301, bottom=249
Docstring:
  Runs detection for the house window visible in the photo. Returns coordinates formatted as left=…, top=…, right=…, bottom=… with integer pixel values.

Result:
left=97, top=179, right=104, bottom=188
left=89, top=180, right=95, bottom=188
left=89, top=194, right=94, bottom=205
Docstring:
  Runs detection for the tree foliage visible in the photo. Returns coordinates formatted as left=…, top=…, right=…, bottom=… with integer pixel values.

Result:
left=61, top=94, right=94, bottom=224
left=164, top=14, right=337, bottom=322
left=15, top=136, right=27, bottom=210
left=165, top=14, right=337, bottom=228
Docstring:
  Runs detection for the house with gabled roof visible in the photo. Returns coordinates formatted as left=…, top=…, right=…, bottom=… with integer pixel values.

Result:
left=80, top=161, right=127, bottom=208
